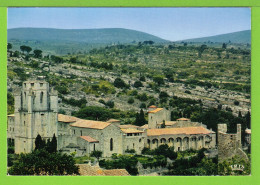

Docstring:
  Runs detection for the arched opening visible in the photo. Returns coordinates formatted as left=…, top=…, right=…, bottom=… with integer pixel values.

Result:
left=110, top=138, right=113, bottom=151
left=168, top=138, right=174, bottom=147
left=40, top=92, right=44, bottom=103
left=147, top=139, right=151, bottom=148
left=152, top=139, right=159, bottom=149
left=176, top=137, right=182, bottom=151
left=160, top=138, right=166, bottom=144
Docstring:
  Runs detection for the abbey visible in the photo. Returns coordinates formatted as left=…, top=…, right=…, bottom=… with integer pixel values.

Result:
left=8, top=79, right=216, bottom=157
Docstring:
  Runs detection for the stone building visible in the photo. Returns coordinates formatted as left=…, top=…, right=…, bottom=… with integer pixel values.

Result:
left=7, top=80, right=216, bottom=157
left=8, top=79, right=58, bottom=153
left=217, top=124, right=248, bottom=162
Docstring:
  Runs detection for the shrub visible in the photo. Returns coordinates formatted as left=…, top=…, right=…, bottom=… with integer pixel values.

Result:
left=128, top=97, right=134, bottom=104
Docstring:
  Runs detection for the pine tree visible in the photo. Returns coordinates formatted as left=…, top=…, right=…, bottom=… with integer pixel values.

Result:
left=51, top=134, right=57, bottom=153
left=139, top=109, right=146, bottom=126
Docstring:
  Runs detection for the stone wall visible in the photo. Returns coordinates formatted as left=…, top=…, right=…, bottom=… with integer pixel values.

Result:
left=218, top=124, right=248, bottom=162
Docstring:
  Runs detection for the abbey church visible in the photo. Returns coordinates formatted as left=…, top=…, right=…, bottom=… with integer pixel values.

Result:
left=8, top=79, right=216, bottom=157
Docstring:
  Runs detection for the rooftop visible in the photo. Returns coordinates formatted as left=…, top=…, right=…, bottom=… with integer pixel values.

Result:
left=8, top=114, right=15, bottom=117
left=77, top=164, right=130, bottom=176
left=158, top=121, right=177, bottom=125
left=245, top=128, right=251, bottom=134
left=177, top=118, right=191, bottom=121
left=107, top=119, right=121, bottom=123
left=70, top=119, right=110, bottom=130
left=58, top=114, right=79, bottom=123
left=80, top=136, right=99, bottom=143
left=121, top=128, right=144, bottom=134
left=148, top=108, right=163, bottom=114
left=147, top=126, right=214, bottom=136
left=148, top=105, right=157, bottom=108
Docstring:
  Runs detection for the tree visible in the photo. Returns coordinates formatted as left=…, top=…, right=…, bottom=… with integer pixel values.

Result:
left=20, top=45, right=27, bottom=54
left=139, top=76, right=146, bottom=82
left=128, top=97, right=134, bottom=104
left=8, top=149, right=79, bottom=175
left=50, top=134, right=57, bottom=153
left=7, top=43, right=12, bottom=51
left=24, top=46, right=32, bottom=55
left=73, top=106, right=113, bottom=121
left=140, top=103, right=146, bottom=109
left=222, top=43, right=227, bottom=49
left=114, top=78, right=128, bottom=88
left=134, top=81, right=143, bottom=88
left=161, top=120, right=166, bottom=128
left=90, top=150, right=102, bottom=161
left=35, top=134, right=45, bottom=150
left=153, top=76, right=164, bottom=86
left=33, top=49, right=42, bottom=58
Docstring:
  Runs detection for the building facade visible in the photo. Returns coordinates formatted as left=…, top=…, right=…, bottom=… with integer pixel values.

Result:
left=8, top=80, right=216, bottom=157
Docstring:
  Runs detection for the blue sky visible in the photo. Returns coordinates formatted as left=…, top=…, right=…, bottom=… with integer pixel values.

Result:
left=8, top=8, right=251, bottom=41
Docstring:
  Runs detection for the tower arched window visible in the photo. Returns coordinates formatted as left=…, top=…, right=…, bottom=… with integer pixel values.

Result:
left=110, top=138, right=113, bottom=151
left=40, top=92, right=44, bottom=103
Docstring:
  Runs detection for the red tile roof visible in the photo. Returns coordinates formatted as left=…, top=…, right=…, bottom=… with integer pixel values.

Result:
left=121, top=128, right=144, bottom=134
left=148, top=105, right=157, bottom=108
left=177, top=118, right=190, bottom=121
left=118, top=124, right=140, bottom=129
left=77, top=164, right=130, bottom=176
left=80, top=136, right=99, bottom=143
left=58, top=114, right=79, bottom=123
left=70, top=119, right=110, bottom=130
left=148, top=108, right=163, bottom=114
left=147, top=126, right=214, bottom=136
left=107, top=119, right=121, bottom=123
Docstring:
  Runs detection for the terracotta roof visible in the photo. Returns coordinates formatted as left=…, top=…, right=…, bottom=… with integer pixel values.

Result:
left=118, top=124, right=140, bottom=129
left=148, top=105, right=157, bottom=108
left=70, top=119, right=110, bottom=130
left=77, top=164, right=105, bottom=176
left=245, top=128, right=251, bottom=134
left=58, top=114, right=79, bottom=123
left=177, top=118, right=190, bottom=121
left=107, top=119, right=121, bottom=123
left=8, top=114, right=15, bottom=117
left=147, top=127, right=214, bottom=136
left=148, top=108, right=163, bottom=114
left=140, top=124, right=148, bottom=129
left=80, top=136, right=99, bottom=143
left=121, top=128, right=144, bottom=134
left=103, top=169, right=130, bottom=176
left=77, top=164, right=130, bottom=176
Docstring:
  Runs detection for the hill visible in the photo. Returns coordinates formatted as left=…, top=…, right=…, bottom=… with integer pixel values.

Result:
left=8, top=28, right=168, bottom=44
left=8, top=28, right=168, bottom=55
left=179, top=30, right=251, bottom=44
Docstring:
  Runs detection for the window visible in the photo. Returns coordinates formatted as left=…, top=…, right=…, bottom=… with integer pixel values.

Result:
left=133, top=143, right=135, bottom=149
left=80, top=130, right=82, bottom=136
left=94, top=144, right=95, bottom=151
left=73, top=130, right=75, bottom=135
left=31, top=83, right=34, bottom=87
left=24, top=83, right=26, bottom=88
left=110, top=138, right=113, bottom=151
left=40, top=83, right=43, bottom=87
left=40, top=92, right=44, bottom=103
left=139, top=139, right=142, bottom=142
left=24, top=92, right=26, bottom=99
left=24, top=121, right=25, bottom=126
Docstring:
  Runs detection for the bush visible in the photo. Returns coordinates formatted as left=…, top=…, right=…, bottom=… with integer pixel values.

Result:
left=125, top=149, right=136, bottom=154
left=114, top=78, right=128, bottom=88
left=134, top=81, right=143, bottom=88
left=128, top=97, right=134, bottom=104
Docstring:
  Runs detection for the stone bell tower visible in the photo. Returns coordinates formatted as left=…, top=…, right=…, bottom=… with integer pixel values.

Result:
left=13, top=78, right=58, bottom=153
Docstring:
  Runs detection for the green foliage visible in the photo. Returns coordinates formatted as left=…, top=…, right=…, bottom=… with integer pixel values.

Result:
left=8, top=149, right=79, bottom=175
left=61, top=96, right=87, bottom=107
left=90, top=150, right=102, bottom=161
left=134, top=109, right=147, bottom=126
left=137, top=92, right=148, bottom=101
left=134, top=80, right=143, bottom=88
left=33, top=49, right=42, bottom=58
left=127, top=97, right=134, bottom=104
left=7, top=43, right=12, bottom=51
left=7, top=92, right=14, bottom=114
left=153, top=76, right=164, bottom=86
left=72, top=106, right=113, bottom=121
left=218, top=156, right=250, bottom=175
left=99, top=154, right=138, bottom=175
left=125, top=149, right=136, bottom=154
left=114, top=78, right=128, bottom=88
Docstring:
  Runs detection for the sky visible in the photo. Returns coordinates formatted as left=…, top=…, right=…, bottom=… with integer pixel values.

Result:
left=8, top=8, right=251, bottom=41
